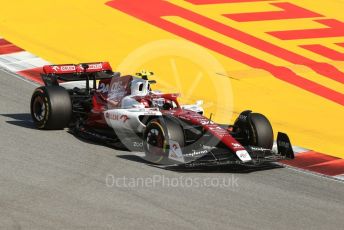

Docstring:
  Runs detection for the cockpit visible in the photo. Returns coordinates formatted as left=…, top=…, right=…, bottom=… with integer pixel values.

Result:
left=106, top=75, right=179, bottom=110
left=130, top=78, right=151, bottom=96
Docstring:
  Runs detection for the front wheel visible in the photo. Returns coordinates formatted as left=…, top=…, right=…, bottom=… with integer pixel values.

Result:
left=249, top=113, right=274, bottom=149
left=143, top=117, right=185, bottom=165
left=30, top=86, right=72, bottom=130
left=234, top=111, right=274, bottom=149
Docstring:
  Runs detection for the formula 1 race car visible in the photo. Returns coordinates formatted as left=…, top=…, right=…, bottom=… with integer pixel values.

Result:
left=30, top=62, right=294, bottom=167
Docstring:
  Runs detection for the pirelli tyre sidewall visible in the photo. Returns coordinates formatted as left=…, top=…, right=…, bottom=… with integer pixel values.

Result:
left=30, top=86, right=72, bottom=130
left=143, top=117, right=185, bottom=165
left=249, top=113, right=274, bottom=150
left=234, top=111, right=274, bottom=150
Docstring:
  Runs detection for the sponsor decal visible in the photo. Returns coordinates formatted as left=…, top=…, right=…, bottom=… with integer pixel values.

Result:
left=238, top=114, right=247, bottom=121
left=143, top=111, right=159, bottom=115
left=107, top=113, right=130, bottom=123
left=278, top=140, right=290, bottom=149
left=250, top=146, right=269, bottom=152
left=179, top=112, right=214, bottom=125
left=79, top=63, right=103, bottom=70
left=141, top=108, right=159, bottom=115
left=120, top=115, right=129, bottom=123
left=172, top=143, right=179, bottom=150
left=200, top=119, right=212, bottom=125
left=168, top=140, right=185, bottom=163
left=50, top=65, right=76, bottom=72
left=207, top=124, right=229, bottom=137
left=111, top=81, right=125, bottom=92
left=108, top=81, right=127, bottom=100
left=61, top=65, right=76, bottom=71
left=133, top=141, right=143, bottom=148
left=184, top=149, right=208, bottom=158
left=236, top=150, right=252, bottom=162
left=88, top=63, right=103, bottom=70
left=232, top=143, right=242, bottom=149
left=98, top=82, right=110, bottom=93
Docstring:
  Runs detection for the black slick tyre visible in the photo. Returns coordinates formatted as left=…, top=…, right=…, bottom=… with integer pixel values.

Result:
left=30, top=86, right=72, bottom=130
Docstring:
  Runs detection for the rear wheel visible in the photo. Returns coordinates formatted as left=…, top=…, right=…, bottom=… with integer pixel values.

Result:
left=30, top=86, right=72, bottom=130
left=143, top=117, right=185, bottom=164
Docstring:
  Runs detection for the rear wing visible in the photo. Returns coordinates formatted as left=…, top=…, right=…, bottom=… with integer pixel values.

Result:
left=41, top=62, right=119, bottom=86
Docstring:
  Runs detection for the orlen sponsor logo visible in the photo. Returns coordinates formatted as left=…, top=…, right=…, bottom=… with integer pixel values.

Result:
left=79, top=63, right=103, bottom=70
left=51, top=65, right=76, bottom=72
left=88, top=63, right=103, bottom=70
left=61, top=65, right=76, bottom=71
left=107, top=0, right=344, bottom=106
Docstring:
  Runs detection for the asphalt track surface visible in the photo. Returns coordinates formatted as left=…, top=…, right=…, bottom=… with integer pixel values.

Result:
left=0, top=68, right=343, bottom=230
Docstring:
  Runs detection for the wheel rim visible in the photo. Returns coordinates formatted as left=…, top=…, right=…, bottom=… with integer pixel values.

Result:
left=146, top=127, right=164, bottom=153
left=33, top=96, right=46, bottom=122
left=144, top=121, right=169, bottom=164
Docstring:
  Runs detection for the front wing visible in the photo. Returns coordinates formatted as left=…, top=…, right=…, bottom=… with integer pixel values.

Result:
left=182, top=132, right=295, bottom=167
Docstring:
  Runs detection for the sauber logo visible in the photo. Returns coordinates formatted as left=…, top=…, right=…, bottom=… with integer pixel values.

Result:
left=106, top=0, right=344, bottom=106
left=52, top=65, right=76, bottom=72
